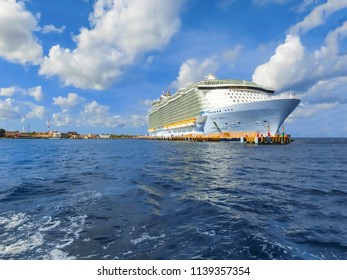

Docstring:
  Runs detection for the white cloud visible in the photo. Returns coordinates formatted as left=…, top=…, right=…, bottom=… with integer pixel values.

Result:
left=253, top=19, right=347, bottom=91
left=285, top=101, right=347, bottom=136
left=290, top=0, right=347, bottom=35
left=50, top=96, right=148, bottom=129
left=252, top=34, right=306, bottom=90
left=298, top=76, right=347, bottom=105
left=28, top=86, right=44, bottom=101
left=223, top=44, right=243, bottom=62
left=52, top=112, right=74, bottom=127
left=171, top=57, right=219, bottom=89
left=74, top=100, right=146, bottom=128
left=314, top=20, right=347, bottom=75
left=79, top=100, right=124, bottom=127
left=41, top=24, right=65, bottom=34
left=253, top=0, right=347, bottom=91
left=25, top=102, right=46, bottom=119
left=0, top=95, right=46, bottom=122
left=53, top=93, right=84, bottom=109
left=0, top=98, right=21, bottom=120
left=0, top=87, right=16, bottom=97
left=252, top=1, right=347, bottom=134
left=39, top=0, right=184, bottom=90
left=289, top=102, right=338, bottom=119
left=0, top=85, right=45, bottom=101
left=295, top=0, right=316, bottom=13
left=127, top=114, right=147, bottom=127
left=0, top=0, right=43, bottom=65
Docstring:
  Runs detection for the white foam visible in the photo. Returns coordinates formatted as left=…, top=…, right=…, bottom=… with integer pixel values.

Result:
left=45, top=249, right=75, bottom=260
left=64, top=215, right=87, bottom=240
left=56, top=238, right=74, bottom=249
left=0, top=212, right=88, bottom=259
left=0, top=212, right=28, bottom=230
left=131, top=232, right=166, bottom=245
left=39, top=216, right=61, bottom=232
left=123, top=250, right=133, bottom=256
left=0, top=232, right=44, bottom=255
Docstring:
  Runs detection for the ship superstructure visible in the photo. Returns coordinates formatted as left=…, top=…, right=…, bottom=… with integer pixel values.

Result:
left=148, top=74, right=300, bottom=136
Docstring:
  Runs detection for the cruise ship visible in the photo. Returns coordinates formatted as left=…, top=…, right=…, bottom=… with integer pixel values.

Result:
left=148, top=74, right=300, bottom=136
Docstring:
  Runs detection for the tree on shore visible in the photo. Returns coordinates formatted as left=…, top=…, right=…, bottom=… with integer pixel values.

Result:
left=0, top=128, right=5, bottom=138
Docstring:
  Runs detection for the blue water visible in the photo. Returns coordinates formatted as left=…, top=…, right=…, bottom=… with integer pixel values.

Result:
left=0, top=138, right=346, bottom=260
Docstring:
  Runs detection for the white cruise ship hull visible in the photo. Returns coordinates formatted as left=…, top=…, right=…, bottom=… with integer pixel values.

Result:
left=203, top=98, right=300, bottom=135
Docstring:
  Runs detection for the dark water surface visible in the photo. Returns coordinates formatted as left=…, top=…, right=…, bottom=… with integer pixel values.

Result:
left=0, top=138, right=346, bottom=260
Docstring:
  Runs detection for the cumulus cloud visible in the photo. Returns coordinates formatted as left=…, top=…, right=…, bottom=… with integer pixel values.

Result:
left=171, top=57, right=219, bottom=89
left=298, top=76, right=347, bottom=105
left=51, top=98, right=147, bottom=128
left=253, top=1, right=347, bottom=91
left=0, top=85, right=45, bottom=101
left=52, top=112, right=74, bottom=127
left=24, top=102, right=46, bottom=119
left=28, top=86, right=44, bottom=101
left=314, top=20, right=347, bottom=74
left=39, top=0, right=184, bottom=90
left=0, top=87, right=16, bottom=97
left=0, top=94, right=46, bottom=123
left=284, top=100, right=347, bottom=136
left=252, top=1, right=347, bottom=134
left=0, top=98, right=21, bottom=120
left=253, top=20, right=347, bottom=91
left=253, top=34, right=306, bottom=90
left=41, top=24, right=65, bottom=34
left=0, top=98, right=45, bottom=123
left=0, top=0, right=43, bottom=64
left=79, top=100, right=124, bottom=127
left=290, top=0, right=347, bottom=35
left=78, top=100, right=146, bottom=128
left=53, top=93, right=84, bottom=109
left=289, top=102, right=338, bottom=119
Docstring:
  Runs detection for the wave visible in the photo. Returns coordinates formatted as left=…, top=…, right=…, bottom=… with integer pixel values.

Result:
left=0, top=211, right=87, bottom=259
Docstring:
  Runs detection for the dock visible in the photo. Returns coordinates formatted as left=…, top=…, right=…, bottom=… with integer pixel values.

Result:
left=137, top=131, right=293, bottom=144
left=241, top=135, right=292, bottom=145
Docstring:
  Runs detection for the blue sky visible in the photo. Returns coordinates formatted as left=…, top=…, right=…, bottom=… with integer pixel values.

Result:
left=0, top=0, right=347, bottom=136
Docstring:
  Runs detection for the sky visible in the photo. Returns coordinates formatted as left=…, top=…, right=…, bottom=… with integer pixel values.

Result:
left=0, top=0, right=347, bottom=137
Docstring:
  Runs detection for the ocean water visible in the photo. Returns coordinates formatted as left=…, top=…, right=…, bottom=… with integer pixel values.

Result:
left=0, top=138, right=346, bottom=260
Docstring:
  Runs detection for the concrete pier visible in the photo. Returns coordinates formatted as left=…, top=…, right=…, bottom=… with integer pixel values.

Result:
left=137, top=132, right=293, bottom=144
